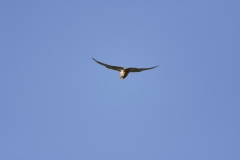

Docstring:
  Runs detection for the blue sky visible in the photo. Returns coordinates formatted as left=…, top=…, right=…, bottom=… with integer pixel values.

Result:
left=0, top=1, right=240, bottom=159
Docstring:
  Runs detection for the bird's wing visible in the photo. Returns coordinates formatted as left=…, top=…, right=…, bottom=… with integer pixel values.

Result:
left=126, top=65, right=159, bottom=72
left=92, top=58, right=124, bottom=71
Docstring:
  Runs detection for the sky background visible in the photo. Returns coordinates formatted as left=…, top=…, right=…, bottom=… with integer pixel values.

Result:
left=1, top=1, right=240, bottom=159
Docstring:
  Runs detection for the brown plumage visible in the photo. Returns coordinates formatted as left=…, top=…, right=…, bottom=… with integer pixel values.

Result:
left=92, top=58, right=158, bottom=79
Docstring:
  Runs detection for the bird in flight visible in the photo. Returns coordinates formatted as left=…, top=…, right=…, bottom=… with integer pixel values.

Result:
left=92, top=58, right=158, bottom=79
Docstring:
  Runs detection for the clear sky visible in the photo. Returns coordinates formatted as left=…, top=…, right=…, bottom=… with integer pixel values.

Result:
left=1, top=1, right=240, bottom=159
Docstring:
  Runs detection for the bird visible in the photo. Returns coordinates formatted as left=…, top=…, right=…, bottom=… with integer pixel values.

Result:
left=92, top=58, right=158, bottom=80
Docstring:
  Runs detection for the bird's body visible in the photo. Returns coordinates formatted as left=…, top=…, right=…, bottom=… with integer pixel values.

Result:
left=92, top=58, right=158, bottom=79
left=120, top=69, right=129, bottom=79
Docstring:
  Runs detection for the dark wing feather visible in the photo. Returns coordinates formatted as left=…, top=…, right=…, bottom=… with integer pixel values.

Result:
left=92, top=58, right=123, bottom=71
left=126, top=65, right=159, bottom=72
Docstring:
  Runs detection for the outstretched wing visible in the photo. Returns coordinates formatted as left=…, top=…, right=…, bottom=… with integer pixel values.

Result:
left=92, top=58, right=123, bottom=71
left=126, top=65, right=159, bottom=72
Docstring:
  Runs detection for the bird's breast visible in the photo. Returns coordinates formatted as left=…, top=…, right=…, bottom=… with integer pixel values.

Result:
left=120, top=70, right=129, bottom=79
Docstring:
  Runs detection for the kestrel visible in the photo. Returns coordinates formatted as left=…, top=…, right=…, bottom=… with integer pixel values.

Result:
left=92, top=58, right=158, bottom=79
